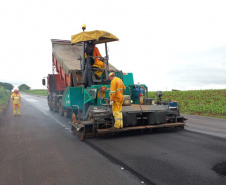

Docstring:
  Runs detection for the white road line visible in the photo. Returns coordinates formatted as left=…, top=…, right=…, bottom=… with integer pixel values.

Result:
left=24, top=98, right=38, bottom=102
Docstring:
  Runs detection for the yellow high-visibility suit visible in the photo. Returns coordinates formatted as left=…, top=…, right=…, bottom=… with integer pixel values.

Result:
left=93, top=47, right=106, bottom=77
left=84, top=46, right=106, bottom=77
left=11, top=90, right=21, bottom=115
left=110, top=77, right=126, bottom=128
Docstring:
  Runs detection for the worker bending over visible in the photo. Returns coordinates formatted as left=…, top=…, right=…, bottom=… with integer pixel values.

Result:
left=109, top=72, right=126, bottom=129
left=11, top=89, right=21, bottom=116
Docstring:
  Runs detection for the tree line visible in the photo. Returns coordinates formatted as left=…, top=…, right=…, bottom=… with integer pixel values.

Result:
left=0, top=82, right=30, bottom=91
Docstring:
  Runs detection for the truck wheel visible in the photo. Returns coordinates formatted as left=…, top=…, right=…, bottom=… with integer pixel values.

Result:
left=58, top=99, right=64, bottom=116
left=48, top=95, right=53, bottom=111
left=53, top=97, right=58, bottom=112
left=48, top=101, right=53, bottom=111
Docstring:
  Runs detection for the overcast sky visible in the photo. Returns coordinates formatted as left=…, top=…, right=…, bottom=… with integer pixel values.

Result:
left=0, top=0, right=225, bottom=91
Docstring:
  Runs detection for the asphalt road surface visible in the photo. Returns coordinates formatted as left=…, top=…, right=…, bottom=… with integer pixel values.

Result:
left=0, top=94, right=226, bottom=185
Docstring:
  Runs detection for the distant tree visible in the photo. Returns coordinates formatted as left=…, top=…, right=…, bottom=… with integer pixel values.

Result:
left=0, top=82, right=14, bottom=91
left=18, top=84, right=31, bottom=91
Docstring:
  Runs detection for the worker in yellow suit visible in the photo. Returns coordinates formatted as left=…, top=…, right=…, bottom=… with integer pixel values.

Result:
left=109, top=72, right=126, bottom=129
left=11, top=89, right=21, bottom=116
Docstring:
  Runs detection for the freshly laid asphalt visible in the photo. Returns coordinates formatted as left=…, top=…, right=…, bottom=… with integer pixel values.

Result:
left=0, top=98, right=140, bottom=185
left=0, top=94, right=226, bottom=185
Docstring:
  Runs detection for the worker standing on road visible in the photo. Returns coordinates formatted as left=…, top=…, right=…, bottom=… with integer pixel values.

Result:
left=11, top=89, right=21, bottom=116
left=109, top=72, right=126, bottom=129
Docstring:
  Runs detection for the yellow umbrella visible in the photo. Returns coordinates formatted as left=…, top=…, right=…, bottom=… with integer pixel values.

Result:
left=71, top=30, right=119, bottom=44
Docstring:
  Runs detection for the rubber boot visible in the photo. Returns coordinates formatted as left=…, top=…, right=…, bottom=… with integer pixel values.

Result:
left=119, top=112, right=123, bottom=128
left=113, top=111, right=121, bottom=129
left=17, top=109, right=20, bottom=116
left=14, top=109, right=17, bottom=116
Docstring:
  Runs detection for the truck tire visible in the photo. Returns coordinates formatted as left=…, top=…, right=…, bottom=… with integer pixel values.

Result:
left=53, top=96, right=58, bottom=112
left=58, top=99, right=64, bottom=116
left=48, top=95, right=53, bottom=111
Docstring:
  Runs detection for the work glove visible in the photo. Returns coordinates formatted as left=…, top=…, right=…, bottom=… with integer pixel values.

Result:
left=110, top=100, right=113, bottom=106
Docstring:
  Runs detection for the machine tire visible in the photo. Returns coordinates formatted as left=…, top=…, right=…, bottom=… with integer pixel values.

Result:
left=64, top=110, right=68, bottom=118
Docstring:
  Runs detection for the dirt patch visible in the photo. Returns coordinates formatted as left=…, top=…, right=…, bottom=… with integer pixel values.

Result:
left=213, top=162, right=226, bottom=176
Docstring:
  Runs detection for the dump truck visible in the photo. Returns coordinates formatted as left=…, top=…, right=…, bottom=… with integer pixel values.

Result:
left=43, top=27, right=186, bottom=140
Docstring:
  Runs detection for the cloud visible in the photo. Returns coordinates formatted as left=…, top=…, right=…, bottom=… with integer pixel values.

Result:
left=1, top=0, right=226, bottom=91
left=168, top=46, right=226, bottom=90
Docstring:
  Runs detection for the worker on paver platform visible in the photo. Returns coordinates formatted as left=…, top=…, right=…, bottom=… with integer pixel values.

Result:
left=109, top=72, right=126, bottom=129
left=85, top=41, right=106, bottom=79
left=11, top=89, right=21, bottom=116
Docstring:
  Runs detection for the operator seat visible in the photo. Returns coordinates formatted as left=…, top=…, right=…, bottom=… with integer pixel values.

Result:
left=85, top=42, right=105, bottom=81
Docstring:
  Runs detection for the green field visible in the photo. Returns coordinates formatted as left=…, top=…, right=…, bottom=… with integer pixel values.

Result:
left=0, top=86, right=11, bottom=116
left=22, top=89, right=48, bottom=96
left=20, top=89, right=226, bottom=119
left=149, top=89, right=226, bottom=119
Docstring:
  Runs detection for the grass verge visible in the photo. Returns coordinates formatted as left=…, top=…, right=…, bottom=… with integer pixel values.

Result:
left=0, top=86, right=11, bottom=116
left=22, top=89, right=48, bottom=96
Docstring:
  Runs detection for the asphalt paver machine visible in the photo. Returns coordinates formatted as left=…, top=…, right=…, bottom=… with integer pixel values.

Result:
left=43, top=25, right=186, bottom=140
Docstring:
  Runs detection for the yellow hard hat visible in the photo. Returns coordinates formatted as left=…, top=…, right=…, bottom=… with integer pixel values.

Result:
left=108, top=72, right=115, bottom=77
